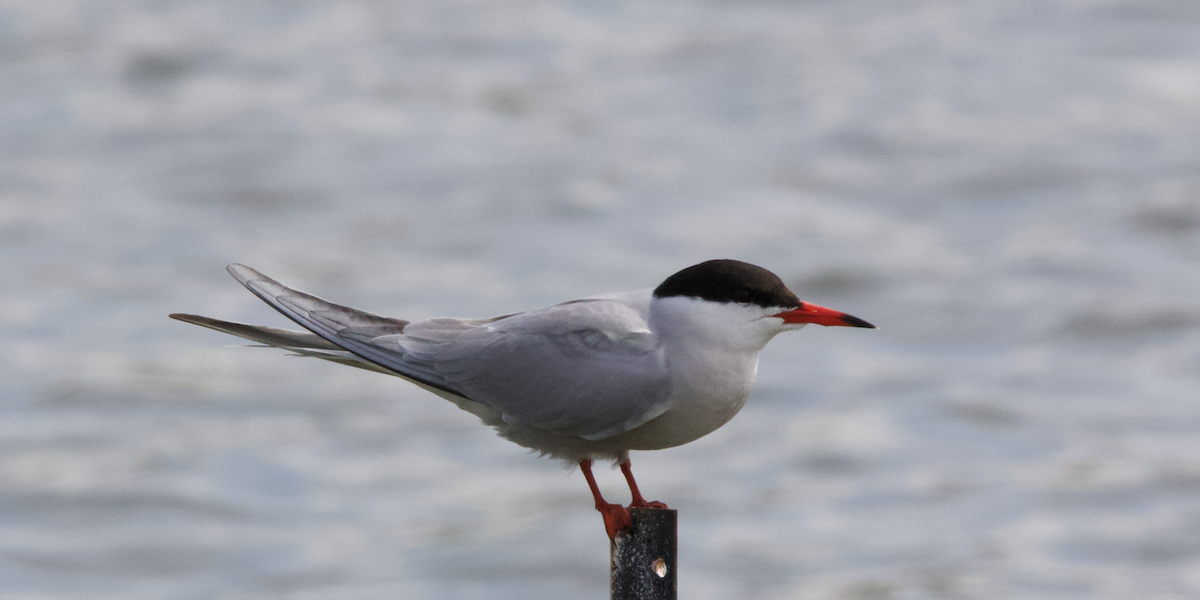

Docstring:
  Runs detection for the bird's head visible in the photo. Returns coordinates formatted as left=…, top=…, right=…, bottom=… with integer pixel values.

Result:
left=651, top=259, right=875, bottom=343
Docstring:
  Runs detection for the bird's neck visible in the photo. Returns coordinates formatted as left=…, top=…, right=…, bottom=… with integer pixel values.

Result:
left=649, top=296, right=782, bottom=353
left=649, top=296, right=777, bottom=426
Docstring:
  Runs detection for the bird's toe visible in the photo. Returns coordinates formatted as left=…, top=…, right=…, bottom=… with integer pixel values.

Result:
left=597, top=502, right=632, bottom=540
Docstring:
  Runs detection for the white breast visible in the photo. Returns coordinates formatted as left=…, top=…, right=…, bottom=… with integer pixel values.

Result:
left=602, top=295, right=787, bottom=450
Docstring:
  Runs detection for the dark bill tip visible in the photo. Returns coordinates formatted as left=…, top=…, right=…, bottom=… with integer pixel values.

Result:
left=841, top=314, right=877, bottom=329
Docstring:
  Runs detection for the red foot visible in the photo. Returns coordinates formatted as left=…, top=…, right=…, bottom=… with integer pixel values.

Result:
left=581, top=458, right=667, bottom=539
left=597, top=502, right=633, bottom=540
left=621, top=459, right=668, bottom=510
left=581, top=459, right=634, bottom=540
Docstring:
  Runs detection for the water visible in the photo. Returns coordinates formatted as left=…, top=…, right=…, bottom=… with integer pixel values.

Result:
left=3, top=0, right=1200, bottom=598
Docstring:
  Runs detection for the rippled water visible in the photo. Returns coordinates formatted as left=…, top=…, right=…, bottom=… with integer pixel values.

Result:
left=3, top=1, right=1200, bottom=598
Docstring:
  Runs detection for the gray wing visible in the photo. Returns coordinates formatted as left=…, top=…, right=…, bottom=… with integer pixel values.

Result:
left=219, top=264, right=671, bottom=440
left=389, top=299, right=672, bottom=440
left=223, top=264, right=468, bottom=399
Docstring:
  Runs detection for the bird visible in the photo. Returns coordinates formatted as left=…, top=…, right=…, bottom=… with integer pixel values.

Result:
left=171, top=259, right=875, bottom=539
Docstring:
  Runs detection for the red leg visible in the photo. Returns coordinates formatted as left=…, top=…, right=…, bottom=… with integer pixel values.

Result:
left=580, top=459, right=631, bottom=540
left=620, top=458, right=668, bottom=509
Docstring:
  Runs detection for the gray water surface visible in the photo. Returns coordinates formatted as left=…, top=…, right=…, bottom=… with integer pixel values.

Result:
left=3, top=1, right=1200, bottom=598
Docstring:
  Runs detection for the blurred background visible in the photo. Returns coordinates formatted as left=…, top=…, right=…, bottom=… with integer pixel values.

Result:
left=3, top=0, right=1200, bottom=598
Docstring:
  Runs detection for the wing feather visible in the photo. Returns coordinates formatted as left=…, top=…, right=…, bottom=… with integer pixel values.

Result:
left=206, top=265, right=671, bottom=441
left=225, top=264, right=467, bottom=399
left=424, top=300, right=672, bottom=439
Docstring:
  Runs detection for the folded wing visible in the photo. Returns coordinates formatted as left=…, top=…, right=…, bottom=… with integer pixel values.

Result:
left=216, top=264, right=672, bottom=440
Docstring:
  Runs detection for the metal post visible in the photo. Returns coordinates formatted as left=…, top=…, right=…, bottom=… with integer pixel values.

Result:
left=611, top=508, right=677, bottom=600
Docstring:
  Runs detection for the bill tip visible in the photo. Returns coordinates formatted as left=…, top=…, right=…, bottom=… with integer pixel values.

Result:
left=841, top=314, right=877, bottom=329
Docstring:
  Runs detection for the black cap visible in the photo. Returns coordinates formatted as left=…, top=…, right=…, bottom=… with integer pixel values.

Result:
left=653, top=260, right=802, bottom=309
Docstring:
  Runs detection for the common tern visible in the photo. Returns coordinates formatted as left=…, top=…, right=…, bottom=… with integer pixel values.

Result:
left=171, top=259, right=875, bottom=539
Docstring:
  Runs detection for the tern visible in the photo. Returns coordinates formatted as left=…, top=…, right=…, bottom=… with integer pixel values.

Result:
left=171, top=259, right=875, bottom=539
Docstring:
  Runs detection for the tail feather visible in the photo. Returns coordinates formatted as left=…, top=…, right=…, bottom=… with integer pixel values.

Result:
left=181, top=264, right=469, bottom=401
left=169, top=313, right=399, bottom=375
left=169, top=313, right=341, bottom=350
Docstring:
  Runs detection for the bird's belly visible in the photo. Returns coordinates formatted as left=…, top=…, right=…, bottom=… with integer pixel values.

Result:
left=604, top=370, right=755, bottom=451
left=491, top=348, right=761, bottom=459
left=614, top=403, right=746, bottom=450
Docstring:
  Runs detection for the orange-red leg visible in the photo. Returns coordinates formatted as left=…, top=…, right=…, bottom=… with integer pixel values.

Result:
left=580, top=459, right=631, bottom=540
left=620, top=458, right=668, bottom=509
